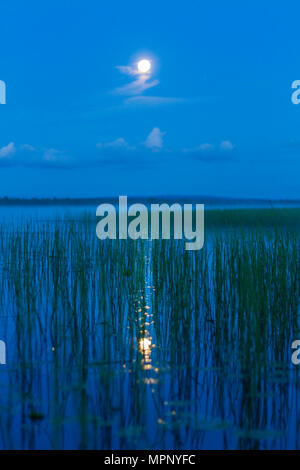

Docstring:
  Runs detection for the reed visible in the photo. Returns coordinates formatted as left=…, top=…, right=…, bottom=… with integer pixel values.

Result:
left=0, top=209, right=298, bottom=449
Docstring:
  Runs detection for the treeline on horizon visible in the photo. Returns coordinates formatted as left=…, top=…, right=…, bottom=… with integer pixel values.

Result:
left=0, top=196, right=299, bottom=206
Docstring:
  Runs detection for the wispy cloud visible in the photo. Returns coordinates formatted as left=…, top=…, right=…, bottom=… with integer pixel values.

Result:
left=113, top=62, right=159, bottom=97
left=220, top=140, right=235, bottom=151
left=113, top=77, right=160, bottom=96
left=124, top=96, right=186, bottom=107
left=0, top=134, right=236, bottom=170
left=144, top=127, right=165, bottom=150
left=113, top=60, right=184, bottom=107
left=96, top=137, right=131, bottom=149
left=183, top=140, right=236, bottom=161
left=20, top=144, right=35, bottom=152
left=0, top=142, right=16, bottom=158
left=116, top=65, right=139, bottom=77
left=0, top=144, right=69, bottom=168
left=43, top=148, right=62, bottom=162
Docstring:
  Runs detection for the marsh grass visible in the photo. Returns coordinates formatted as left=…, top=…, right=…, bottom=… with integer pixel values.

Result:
left=205, top=207, right=300, bottom=228
left=0, top=209, right=298, bottom=449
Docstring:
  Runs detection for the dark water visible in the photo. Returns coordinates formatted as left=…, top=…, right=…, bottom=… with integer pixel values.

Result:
left=0, top=204, right=299, bottom=450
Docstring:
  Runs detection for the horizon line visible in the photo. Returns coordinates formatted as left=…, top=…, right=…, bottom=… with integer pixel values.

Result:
left=0, top=195, right=299, bottom=205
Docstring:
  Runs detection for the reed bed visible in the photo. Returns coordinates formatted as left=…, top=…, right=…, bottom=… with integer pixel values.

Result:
left=0, top=210, right=298, bottom=449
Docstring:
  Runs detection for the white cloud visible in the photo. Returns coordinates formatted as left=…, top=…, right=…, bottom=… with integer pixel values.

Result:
left=144, top=127, right=165, bottom=150
left=220, top=140, right=234, bottom=151
left=113, top=77, right=159, bottom=96
left=113, top=62, right=187, bottom=108
left=113, top=63, right=159, bottom=96
left=115, top=65, right=140, bottom=77
left=96, top=138, right=134, bottom=150
left=43, top=148, right=67, bottom=162
left=182, top=140, right=236, bottom=162
left=20, top=144, right=35, bottom=152
left=183, top=143, right=214, bottom=154
left=124, top=96, right=186, bottom=107
left=197, top=143, right=215, bottom=152
left=0, top=142, right=16, bottom=158
left=184, top=141, right=235, bottom=154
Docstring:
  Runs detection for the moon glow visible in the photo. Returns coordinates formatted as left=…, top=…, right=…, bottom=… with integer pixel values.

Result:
left=137, top=59, right=151, bottom=73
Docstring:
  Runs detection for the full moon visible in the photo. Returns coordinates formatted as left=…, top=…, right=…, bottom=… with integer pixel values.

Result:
left=137, top=59, right=151, bottom=73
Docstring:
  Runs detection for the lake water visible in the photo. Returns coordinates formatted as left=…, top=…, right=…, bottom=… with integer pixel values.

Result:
left=0, top=202, right=299, bottom=450
left=0, top=198, right=299, bottom=221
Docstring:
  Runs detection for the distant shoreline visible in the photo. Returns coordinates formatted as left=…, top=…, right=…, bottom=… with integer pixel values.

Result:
left=0, top=196, right=299, bottom=206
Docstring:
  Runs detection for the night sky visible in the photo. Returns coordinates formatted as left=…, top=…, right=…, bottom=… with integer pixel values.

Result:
left=0, top=0, right=300, bottom=198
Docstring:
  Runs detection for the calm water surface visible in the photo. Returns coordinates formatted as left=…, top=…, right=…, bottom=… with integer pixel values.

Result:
left=0, top=203, right=299, bottom=450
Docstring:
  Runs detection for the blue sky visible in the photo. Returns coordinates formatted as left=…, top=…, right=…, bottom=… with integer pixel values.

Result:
left=0, top=0, right=300, bottom=198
